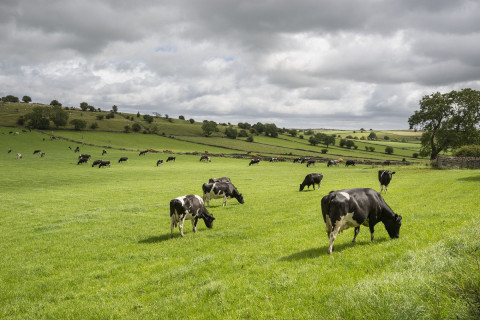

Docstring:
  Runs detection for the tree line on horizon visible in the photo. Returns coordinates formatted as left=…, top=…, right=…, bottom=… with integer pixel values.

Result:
left=3, top=88, right=480, bottom=159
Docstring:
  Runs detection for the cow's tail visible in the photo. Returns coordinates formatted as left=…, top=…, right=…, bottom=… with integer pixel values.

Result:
left=170, top=199, right=179, bottom=227
left=321, top=191, right=337, bottom=222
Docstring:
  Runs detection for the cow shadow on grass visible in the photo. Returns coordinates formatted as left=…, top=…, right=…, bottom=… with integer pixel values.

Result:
left=138, top=234, right=171, bottom=244
left=458, top=175, right=480, bottom=182
left=279, top=239, right=387, bottom=261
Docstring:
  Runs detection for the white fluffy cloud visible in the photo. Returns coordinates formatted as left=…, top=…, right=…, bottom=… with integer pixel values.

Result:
left=1, top=0, right=480, bottom=129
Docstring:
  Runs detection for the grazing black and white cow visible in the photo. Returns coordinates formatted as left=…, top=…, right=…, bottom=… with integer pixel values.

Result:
left=299, top=173, right=323, bottom=191
left=8, top=149, right=12, bottom=153
left=306, top=159, right=316, bottom=167
left=102, top=149, right=107, bottom=155
left=99, top=161, right=111, bottom=168
left=92, top=159, right=102, bottom=167
left=200, top=155, right=211, bottom=162
left=202, top=182, right=244, bottom=207
left=270, top=157, right=278, bottom=162
left=170, top=194, right=215, bottom=238
left=77, top=157, right=88, bottom=165
left=327, top=159, right=339, bottom=167
left=249, top=158, right=260, bottom=166
left=74, top=146, right=80, bottom=153
left=33, top=150, right=41, bottom=154
left=40, top=152, right=46, bottom=157
left=166, top=156, right=176, bottom=162
left=156, top=159, right=164, bottom=166
left=118, top=157, right=128, bottom=163
left=321, top=188, right=402, bottom=254
left=301, top=158, right=309, bottom=164
left=345, top=160, right=355, bottom=167
left=78, top=154, right=91, bottom=160
left=16, top=153, right=22, bottom=159
left=293, top=158, right=302, bottom=163
left=208, top=177, right=231, bottom=184
left=378, top=170, right=396, bottom=193
left=139, top=150, right=148, bottom=156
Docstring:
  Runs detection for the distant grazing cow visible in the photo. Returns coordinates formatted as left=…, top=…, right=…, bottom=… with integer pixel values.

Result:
left=102, top=149, right=107, bottom=155
left=299, top=173, right=323, bottom=191
left=40, top=152, right=46, bottom=158
left=139, top=150, right=148, bottom=156
left=166, top=156, right=176, bottom=162
left=249, top=158, right=260, bottom=166
left=306, top=159, right=316, bottom=167
left=74, top=147, right=80, bottom=153
left=8, top=149, right=11, bottom=153
left=200, top=155, right=211, bottom=162
left=378, top=170, right=396, bottom=193
left=327, top=160, right=339, bottom=167
left=170, top=194, right=215, bottom=238
left=321, top=188, right=402, bottom=254
left=345, top=160, right=355, bottom=167
left=202, top=182, right=244, bottom=207
left=33, top=150, right=41, bottom=154
left=118, top=157, right=128, bottom=163
left=293, top=158, right=302, bottom=163
left=99, top=161, right=111, bottom=168
left=78, top=154, right=91, bottom=160
left=16, top=153, right=22, bottom=159
left=270, top=157, right=278, bottom=162
left=209, top=177, right=231, bottom=184
left=156, top=159, right=164, bottom=166
left=92, top=160, right=102, bottom=167
left=301, top=158, right=309, bottom=164
left=77, top=157, right=88, bottom=165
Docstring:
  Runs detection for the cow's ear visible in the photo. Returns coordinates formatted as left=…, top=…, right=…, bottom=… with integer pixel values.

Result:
left=395, top=214, right=402, bottom=222
left=392, top=172, right=396, bottom=174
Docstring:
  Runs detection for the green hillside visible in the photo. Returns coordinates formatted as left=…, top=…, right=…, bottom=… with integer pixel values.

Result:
left=0, top=101, right=426, bottom=163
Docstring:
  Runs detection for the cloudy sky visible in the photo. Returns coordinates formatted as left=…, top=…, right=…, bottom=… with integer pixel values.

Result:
left=1, top=0, right=480, bottom=129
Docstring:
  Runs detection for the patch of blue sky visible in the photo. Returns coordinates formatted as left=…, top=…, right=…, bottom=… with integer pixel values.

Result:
left=155, top=44, right=177, bottom=53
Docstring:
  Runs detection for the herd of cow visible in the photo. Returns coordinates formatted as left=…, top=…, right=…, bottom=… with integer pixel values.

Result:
left=9, top=144, right=401, bottom=255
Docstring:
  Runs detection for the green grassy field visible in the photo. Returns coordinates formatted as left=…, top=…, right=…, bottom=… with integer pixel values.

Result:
left=1, top=127, right=479, bottom=319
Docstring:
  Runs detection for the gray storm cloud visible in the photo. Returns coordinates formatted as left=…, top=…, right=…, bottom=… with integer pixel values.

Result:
left=1, top=0, right=479, bottom=129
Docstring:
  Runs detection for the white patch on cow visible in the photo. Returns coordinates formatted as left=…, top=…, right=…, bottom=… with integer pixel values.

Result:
left=338, top=192, right=350, bottom=200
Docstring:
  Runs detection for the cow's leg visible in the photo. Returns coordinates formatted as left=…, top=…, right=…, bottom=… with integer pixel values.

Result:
left=192, top=217, right=198, bottom=233
left=222, top=196, right=227, bottom=207
left=179, top=217, right=186, bottom=237
left=170, top=217, right=175, bottom=238
left=327, top=218, right=343, bottom=254
left=369, top=225, right=375, bottom=242
left=352, top=227, right=360, bottom=243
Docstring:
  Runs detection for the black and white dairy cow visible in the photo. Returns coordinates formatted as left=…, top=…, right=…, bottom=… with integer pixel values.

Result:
left=170, top=194, right=215, bottom=238
left=299, top=173, right=323, bottom=191
left=202, top=182, right=244, bottom=207
left=249, top=158, right=260, bottom=166
left=321, top=188, right=402, bottom=254
left=118, top=157, right=128, bottom=163
left=378, top=170, right=396, bottom=193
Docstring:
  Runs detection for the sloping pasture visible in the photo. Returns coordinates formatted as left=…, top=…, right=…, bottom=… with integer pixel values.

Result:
left=1, top=128, right=479, bottom=319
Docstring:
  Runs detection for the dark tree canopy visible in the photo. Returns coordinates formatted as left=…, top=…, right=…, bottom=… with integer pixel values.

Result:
left=408, top=88, right=480, bottom=159
left=202, top=120, right=218, bottom=136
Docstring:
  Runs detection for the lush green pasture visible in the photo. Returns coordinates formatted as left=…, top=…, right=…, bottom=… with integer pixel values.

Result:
left=1, top=128, right=479, bottom=319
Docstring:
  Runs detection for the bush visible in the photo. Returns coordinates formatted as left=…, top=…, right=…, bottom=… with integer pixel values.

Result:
left=413, top=153, right=419, bottom=158
left=246, top=135, right=254, bottom=142
left=90, top=122, right=99, bottom=130
left=321, top=149, right=328, bottom=154
left=385, top=146, right=394, bottom=154
left=70, top=119, right=87, bottom=131
left=238, top=130, right=249, bottom=137
left=452, top=145, right=480, bottom=157
left=132, top=123, right=142, bottom=132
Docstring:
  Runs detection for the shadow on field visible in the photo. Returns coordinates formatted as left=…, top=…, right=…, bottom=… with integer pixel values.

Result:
left=138, top=234, right=171, bottom=244
left=279, top=240, right=386, bottom=261
left=458, top=175, right=480, bottom=182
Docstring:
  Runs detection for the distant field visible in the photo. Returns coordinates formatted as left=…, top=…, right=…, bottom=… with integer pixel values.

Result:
left=1, top=127, right=479, bottom=319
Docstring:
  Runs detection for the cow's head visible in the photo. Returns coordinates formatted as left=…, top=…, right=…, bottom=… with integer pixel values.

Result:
left=202, top=211, right=215, bottom=229
left=236, top=193, right=245, bottom=204
left=299, top=184, right=305, bottom=191
left=384, top=214, right=402, bottom=238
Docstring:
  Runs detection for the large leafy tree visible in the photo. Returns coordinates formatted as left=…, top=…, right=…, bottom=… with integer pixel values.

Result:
left=49, top=105, right=69, bottom=128
left=24, top=106, right=50, bottom=129
left=202, top=120, right=218, bottom=136
left=408, top=89, right=480, bottom=159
